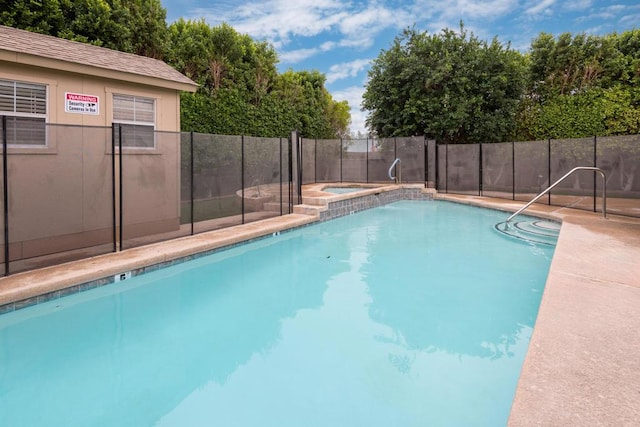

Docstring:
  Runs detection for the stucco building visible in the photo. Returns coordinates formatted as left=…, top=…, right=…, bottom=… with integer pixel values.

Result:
left=0, top=25, right=197, bottom=272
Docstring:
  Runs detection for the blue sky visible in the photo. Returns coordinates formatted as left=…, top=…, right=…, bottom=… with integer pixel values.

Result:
left=162, top=0, right=640, bottom=135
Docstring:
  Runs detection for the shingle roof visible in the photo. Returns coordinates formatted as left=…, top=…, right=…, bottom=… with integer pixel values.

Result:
left=0, top=25, right=197, bottom=90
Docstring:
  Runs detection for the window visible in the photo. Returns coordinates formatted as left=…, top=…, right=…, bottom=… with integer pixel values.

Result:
left=0, top=79, right=47, bottom=147
left=113, top=94, right=155, bottom=148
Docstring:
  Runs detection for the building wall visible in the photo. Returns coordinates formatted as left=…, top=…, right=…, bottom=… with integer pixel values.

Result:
left=0, top=61, right=181, bottom=130
left=1, top=61, right=183, bottom=262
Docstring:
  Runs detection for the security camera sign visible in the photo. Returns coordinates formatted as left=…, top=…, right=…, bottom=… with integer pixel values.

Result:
left=65, top=92, right=99, bottom=115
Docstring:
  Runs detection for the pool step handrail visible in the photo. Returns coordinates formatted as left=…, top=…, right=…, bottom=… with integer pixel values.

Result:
left=506, top=166, right=607, bottom=224
left=388, top=158, right=401, bottom=183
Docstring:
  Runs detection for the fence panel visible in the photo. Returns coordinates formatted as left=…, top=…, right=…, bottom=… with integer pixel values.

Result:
left=281, top=137, right=292, bottom=214
left=0, top=118, right=4, bottom=275
left=426, top=139, right=436, bottom=187
left=596, top=135, right=640, bottom=217
left=550, top=137, right=595, bottom=211
left=190, top=133, right=242, bottom=234
left=437, top=144, right=446, bottom=191
left=301, top=138, right=316, bottom=185
left=446, top=143, right=480, bottom=195
left=6, top=124, right=113, bottom=273
left=396, top=136, right=425, bottom=183
left=315, top=139, right=341, bottom=182
left=243, top=136, right=283, bottom=223
left=482, top=142, right=513, bottom=199
left=121, top=130, right=189, bottom=250
left=369, top=137, right=395, bottom=182
left=513, top=140, right=548, bottom=203
left=342, top=138, right=368, bottom=182
left=180, top=132, right=192, bottom=232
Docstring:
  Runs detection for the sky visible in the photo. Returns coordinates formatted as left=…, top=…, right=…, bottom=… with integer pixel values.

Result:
left=162, top=0, right=640, bottom=135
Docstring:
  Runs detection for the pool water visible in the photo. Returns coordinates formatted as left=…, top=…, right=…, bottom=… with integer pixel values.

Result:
left=323, top=186, right=366, bottom=194
left=0, top=201, right=554, bottom=426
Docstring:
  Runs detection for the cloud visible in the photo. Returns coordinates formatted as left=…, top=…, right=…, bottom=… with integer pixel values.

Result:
left=524, top=0, right=557, bottom=16
left=338, top=3, right=412, bottom=42
left=563, top=0, right=593, bottom=11
left=279, top=48, right=322, bottom=64
left=602, top=5, right=628, bottom=14
left=575, top=11, right=616, bottom=23
left=619, top=13, right=640, bottom=26
left=191, top=0, right=417, bottom=59
left=574, top=3, right=640, bottom=27
left=279, top=40, right=341, bottom=64
left=326, top=59, right=372, bottom=84
left=192, top=0, right=347, bottom=48
left=410, top=0, right=517, bottom=22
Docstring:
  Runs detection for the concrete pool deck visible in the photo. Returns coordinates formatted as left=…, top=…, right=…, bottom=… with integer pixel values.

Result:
left=0, top=186, right=639, bottom=425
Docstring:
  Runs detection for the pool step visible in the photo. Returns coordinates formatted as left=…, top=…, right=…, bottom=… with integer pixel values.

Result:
left=494, top=219, right=560, bottom=246
left=263, top=201, right=290, bottom=213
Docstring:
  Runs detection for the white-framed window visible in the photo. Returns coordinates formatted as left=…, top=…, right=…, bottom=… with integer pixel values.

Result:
left=0, top=79, right=47, bottom=147
left=113, top=94, right=155, bottom=148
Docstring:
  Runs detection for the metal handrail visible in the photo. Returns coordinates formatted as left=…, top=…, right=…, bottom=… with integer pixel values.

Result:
left=506, top=167, right=607, bottom=223
left=388, top=158, right=401, bottom=182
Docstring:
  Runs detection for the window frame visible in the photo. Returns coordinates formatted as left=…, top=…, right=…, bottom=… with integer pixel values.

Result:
left=0, top=79, right=48, bottom=148
left=112, top=94, right=156, bottom=150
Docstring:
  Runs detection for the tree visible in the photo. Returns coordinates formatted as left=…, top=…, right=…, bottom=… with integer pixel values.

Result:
left=1, top=5, right=351, bottom=138
left=125, top=0, right=168, bottom=59
left=362, top=25, right=526, bottom=143
left=518, top=30, right=640, bottom=140
left=0, top=0, right=168, bottom=58
left=169, top=19, right=350, bottom=138
left=0, top=0, right=70, bottom=35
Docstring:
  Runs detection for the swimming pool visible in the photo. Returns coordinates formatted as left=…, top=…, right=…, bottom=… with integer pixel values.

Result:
left=322, top=186, right=369, bottom=194
left=0, top=201, right=554, bottom=426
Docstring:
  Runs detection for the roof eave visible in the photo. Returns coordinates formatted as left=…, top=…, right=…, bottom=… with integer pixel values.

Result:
left=0, top=50, right=198, bottom=93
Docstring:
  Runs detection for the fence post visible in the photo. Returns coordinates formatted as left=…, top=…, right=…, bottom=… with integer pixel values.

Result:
left=424, top=137, right=428, bottom=188
left=279, top=137, right=283, bottom=216
left=297, top=132, right=303, bottom=201
left=289, top=130, right=302, bottom=205
left=445, top=140, right=449, bottom=193
left=118, top=124, right=123, bottom=251
left=300, top=134, right=304, bottom=186
left=479, top=141, right=483, bottom=196
left=512, top=141, right=515, bottom=200
left=111, top=123, right=116, bottom=253
left=365, top=135, right=369, bottom=183
left=435, top=142, right=439, bottom=191
left=547, top=138, right=551, bottom=205
left=288, top=133, right=293, bottom=212
left=593, top=135, right=597, bottom=213
left=241, top=135, right=245, bottom=224
left=2, top=116, right=9, bottom=275
left=190, top=131, right=194, bottom=235
left=340, top=138, right=343, bottom=183
left=394, top=137, right=397, bottom=161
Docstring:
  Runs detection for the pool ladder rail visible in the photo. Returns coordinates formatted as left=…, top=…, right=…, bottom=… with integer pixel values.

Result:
left=495, top=166, right=607, bottom=245
left=388, top=158, right=402, bottom=183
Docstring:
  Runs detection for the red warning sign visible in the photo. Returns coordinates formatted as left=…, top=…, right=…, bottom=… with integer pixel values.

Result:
left=65, top=92, right=99, bottom=115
